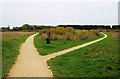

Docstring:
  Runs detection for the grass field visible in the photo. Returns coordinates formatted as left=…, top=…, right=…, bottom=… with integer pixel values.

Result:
left=48, top=32, right=119, bottom=77
left=34, top=29, right=103, bottom=55
left=0, top=32, right=2, bottom=78
left=2, top=32, right=33, bottom=77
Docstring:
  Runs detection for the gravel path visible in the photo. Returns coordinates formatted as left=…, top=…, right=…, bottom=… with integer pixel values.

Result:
left=8, top=32, right=107, bottom=77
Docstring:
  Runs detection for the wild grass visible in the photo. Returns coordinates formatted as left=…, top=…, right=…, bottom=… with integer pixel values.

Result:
left=2, top=32, right=32, bottom=41
left=0, top=32, right=2, bottom=78
left=39, top=27, right=100, bottom=40
left=48, top=32, right=119, bottom=77
left=2, top=32, right=33, bottom=77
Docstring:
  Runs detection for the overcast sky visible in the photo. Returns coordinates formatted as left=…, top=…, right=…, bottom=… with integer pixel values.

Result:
left=0, top=0, right=119, bottom=28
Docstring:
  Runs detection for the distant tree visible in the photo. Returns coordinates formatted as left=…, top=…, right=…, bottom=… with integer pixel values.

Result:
left=7, top=25, right=10, bottom=30
left=112, top=25, right=120, bottom=29
left=23, top=24, right=29, bottom=27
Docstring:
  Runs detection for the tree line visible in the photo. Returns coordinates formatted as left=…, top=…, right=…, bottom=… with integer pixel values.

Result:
left=1, top=24, right=119, bottom=32
left=1, top=24, right=54, bottom=32
left=58, top=25, right=120, bottom=30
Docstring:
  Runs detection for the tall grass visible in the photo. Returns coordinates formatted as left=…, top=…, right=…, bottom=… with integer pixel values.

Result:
left=39, top=27, right=100, bottom=40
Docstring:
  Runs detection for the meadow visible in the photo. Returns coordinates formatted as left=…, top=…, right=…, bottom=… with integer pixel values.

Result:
left=47, top=32, right=119, bottom=77
left=34, top=27, right=103, bottom=55
left=2, top=32, right=33, bottom=77
left=0, top=32, right=2, bottom=78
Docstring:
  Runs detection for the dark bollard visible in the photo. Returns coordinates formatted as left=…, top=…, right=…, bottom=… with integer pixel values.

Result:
left=46, top=38, right=50, bottom=44
left=46, top=32, right=51, bottom=45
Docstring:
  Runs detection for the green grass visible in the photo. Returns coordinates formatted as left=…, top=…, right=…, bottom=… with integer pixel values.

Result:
left=2, top=32, right=33, bottom=77
left=48, top=32, right=119, bottom=77
left=34, top=32, right=103, bottom=56
left=0, top=32, right=2, bottom=78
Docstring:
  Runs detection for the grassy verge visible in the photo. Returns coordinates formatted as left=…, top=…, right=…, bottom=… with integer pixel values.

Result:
left=48, top=32, right=119, bottom=77
left=0, top=32, right=2, bottom=78
left=2, top=32, right=33, bottom=77
left=34, top=32, right=103, bottom=56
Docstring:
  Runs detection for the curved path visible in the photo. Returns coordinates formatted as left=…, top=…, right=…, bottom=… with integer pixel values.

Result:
left=8, top=32, right=107, bottom=77
left=45, top=32, right=107, bottom=61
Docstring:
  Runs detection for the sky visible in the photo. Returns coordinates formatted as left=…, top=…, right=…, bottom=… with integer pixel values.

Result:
left=0, top=0, right=119, bottom=28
